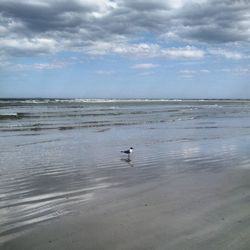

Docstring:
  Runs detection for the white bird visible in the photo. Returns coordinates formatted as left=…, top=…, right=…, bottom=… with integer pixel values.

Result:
left=121, top=147, right=134, bottom=156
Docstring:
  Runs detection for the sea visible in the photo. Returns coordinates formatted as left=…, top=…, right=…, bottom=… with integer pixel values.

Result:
left=1, top=98, right=250, bottom=243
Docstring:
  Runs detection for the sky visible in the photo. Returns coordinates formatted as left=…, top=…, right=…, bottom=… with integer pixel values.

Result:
left=0, top=0, right=250, bottom=99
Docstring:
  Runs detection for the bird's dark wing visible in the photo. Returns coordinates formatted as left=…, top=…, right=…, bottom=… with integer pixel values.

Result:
left=122, top=150, right=130, bottom=154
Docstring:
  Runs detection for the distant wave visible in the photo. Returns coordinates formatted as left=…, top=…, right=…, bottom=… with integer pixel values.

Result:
left=0, top=109, right=181, bottom=120
left=1, top=99, right=249, bottom=134
left=0, top=98, right=185, bottom=105
left=1, top=98, right=250, bottom=106
left=0, top=113, right=24, bottom=120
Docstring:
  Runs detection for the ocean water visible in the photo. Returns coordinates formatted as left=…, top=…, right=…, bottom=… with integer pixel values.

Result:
left=1, top=99, right=250, bottom=243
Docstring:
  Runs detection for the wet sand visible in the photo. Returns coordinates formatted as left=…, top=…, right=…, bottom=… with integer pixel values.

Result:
left=2, top=166, right=250, bottom=250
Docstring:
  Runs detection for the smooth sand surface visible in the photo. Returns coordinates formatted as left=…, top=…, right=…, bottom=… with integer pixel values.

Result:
left=2, top=167, right=250, bottom=250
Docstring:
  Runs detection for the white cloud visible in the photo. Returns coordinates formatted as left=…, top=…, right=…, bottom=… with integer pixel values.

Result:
left=221, top=67, right=250, bottom=75
left=200, top=69, right=210, bottom=73
left=132, top=63, right=159, bottom=70
left=179, top=69, right=196, bottom=74
left=84, top=42, right=161, bottom=57
left=179, top=69, right=196, bottom=78
left=235, top=68, right=250, bottom=74
left=33, top=62, right=69, bottom=70
left=85, top=41, right=204, bottom=59
left=179, top=68, right=211, bottom=78
left=209, top=48, right=245, bottom=60
left=0, top=38, right=59, bottom=56
left=167, top=0, right=207, bottom=9
left=162, top=46, right=204, bottom=59
left=13, top=60, right=73, bottom=71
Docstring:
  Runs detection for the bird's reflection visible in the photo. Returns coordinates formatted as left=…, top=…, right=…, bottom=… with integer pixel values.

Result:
left=120, top=157, right=134, bottom=167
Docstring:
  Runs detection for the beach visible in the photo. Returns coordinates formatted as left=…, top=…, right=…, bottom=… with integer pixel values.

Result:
left=1, top=99, right=250, bottom=249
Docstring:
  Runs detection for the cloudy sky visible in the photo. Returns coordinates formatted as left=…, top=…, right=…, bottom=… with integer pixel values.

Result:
left=0, top=0, right=250, bottom=98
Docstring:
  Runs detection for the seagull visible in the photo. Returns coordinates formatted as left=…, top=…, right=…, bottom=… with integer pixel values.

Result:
left=121, top=147, right=134, bottom=157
